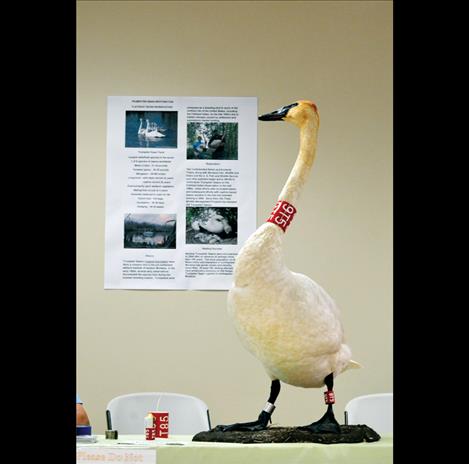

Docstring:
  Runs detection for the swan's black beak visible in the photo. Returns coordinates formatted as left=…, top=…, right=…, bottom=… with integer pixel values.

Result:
left=258, top=102, right=298, bottom=121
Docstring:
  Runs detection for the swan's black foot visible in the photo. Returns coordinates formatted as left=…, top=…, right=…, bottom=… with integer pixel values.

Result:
left=213, top=411, right=271, bottom=432
left=300, top=407, right=341, bottom=434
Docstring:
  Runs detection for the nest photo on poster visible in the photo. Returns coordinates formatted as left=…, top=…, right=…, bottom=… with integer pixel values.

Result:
left=124, top=213, right=177, bottom=249
left=125, top=111, right=178, bottom=149
left=186, top=207, right=238, bottom=245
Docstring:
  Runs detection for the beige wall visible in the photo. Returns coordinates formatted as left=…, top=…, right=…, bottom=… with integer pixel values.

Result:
left=77, top=0, right=392, bottom=434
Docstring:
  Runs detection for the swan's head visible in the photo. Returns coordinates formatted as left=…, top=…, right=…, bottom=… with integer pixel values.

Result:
left=258, top=100, right=319, bottom=128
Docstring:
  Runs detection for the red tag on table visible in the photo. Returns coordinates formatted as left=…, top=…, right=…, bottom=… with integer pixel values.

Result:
left=151, top=411, right=169, bottom=438
left=145, top=427, right=157, bottom=440
left=266, top=200, right=297, bottom=232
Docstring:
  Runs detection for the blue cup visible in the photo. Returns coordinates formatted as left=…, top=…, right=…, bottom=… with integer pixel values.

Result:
left=76, top=425, right=92, bottom=436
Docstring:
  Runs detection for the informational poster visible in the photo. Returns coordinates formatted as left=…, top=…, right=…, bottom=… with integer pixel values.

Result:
left=104, top=96, right=257, bottom=289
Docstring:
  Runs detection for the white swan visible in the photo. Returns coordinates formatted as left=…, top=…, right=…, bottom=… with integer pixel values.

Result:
left=215, top=100, right=360, bottom=434
left=137, top=118, right=146, bottom=135
left=145, top=119, right=165, bottom=138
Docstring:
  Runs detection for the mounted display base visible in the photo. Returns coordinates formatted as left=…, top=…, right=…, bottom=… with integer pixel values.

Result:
left=192, top=425, right=380, bottom=444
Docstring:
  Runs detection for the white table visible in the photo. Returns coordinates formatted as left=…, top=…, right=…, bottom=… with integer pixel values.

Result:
left=76, top=434, right=393, bottom=463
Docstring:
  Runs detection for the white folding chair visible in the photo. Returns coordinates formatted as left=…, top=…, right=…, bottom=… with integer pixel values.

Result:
left=106, top=392, right=211, bottom=435
left=344, top=393, right=393, bottom=435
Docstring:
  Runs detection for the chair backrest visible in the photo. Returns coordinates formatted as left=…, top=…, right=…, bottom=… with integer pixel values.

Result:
left=106, top=392, right=211, bottom=435
left=344, top=393, right=393, bottom=435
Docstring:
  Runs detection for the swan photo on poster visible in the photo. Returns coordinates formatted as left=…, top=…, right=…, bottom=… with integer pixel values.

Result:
left=124, top=213, right=176, bottom=249
left=187, top=122, right=238, bottom=160
left=125, top=111, right=178, bottom=149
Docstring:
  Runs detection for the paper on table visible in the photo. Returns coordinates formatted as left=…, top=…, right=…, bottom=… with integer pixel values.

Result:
left=76, top=435, right=98, bottom=443
left=116, top=439, right=189, bottom=446
left=77, top=447, right=156, bottom=463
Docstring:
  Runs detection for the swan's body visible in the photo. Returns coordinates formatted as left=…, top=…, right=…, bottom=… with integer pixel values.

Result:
left=145, top=119, right=165, bottom=138
left=229, top=224, right=352, bottom=388
left=216, top=100, right=358, bottom=434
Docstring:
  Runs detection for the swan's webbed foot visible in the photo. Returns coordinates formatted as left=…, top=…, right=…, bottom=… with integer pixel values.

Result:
left=212, top=380, right=280, bottom=433
left=213, top=410, right=271, bottom=432
left=300, top=410, right=341, bottom=434
left=299, top=373, right=341, bottom=434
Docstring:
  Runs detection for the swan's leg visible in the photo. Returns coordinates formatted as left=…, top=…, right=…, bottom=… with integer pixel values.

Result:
left=301, top=373, right=340, bottom=433
left=213, top=380, right=281, bottom=432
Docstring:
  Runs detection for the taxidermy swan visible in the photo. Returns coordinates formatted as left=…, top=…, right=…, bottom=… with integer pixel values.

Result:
left=216, top=100, right=360, bottom=434
left=145, top=119, right=165, bottom=138
left=137, top=118, right=146, bottom=135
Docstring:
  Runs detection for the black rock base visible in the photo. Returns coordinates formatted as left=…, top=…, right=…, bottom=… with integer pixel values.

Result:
left=193, top=425, right=380, bottom=444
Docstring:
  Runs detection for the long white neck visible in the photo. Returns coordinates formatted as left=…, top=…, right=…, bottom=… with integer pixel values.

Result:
left=138, top=119, right=142, bottom=130
left=278, top=119, right=318, bottom=206
left=232, top=118, right=318, bottom=287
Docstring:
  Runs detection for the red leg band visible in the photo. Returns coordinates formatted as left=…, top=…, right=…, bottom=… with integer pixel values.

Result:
left=324, top=391, right=335, bottom=404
